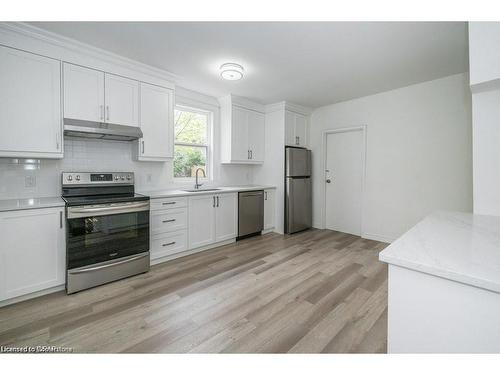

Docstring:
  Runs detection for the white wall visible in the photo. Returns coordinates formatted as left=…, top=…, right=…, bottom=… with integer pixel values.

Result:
left=469, top=22, right=500, bottom=88
left=0, top=87, right=253, bottom=200
left=469, top=22, right=500, bottom=216
left=310, top=73, right=473, bottom=242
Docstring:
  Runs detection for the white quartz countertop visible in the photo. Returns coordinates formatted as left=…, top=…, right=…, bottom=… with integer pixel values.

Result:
left=140, top=185, right=276, bottom=199
left=0, top=197, right=65, bottom=212
left=379, top=211, right=500, bottom=293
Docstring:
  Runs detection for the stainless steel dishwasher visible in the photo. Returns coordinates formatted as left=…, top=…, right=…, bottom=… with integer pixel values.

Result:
left=238, top=190, right=264, bottom=240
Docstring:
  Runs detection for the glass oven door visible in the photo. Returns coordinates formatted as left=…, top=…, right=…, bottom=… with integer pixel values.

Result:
left=66, top=201, right=150, bottom=270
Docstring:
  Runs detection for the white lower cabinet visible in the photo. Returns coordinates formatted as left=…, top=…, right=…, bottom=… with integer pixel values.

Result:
left=151, top=230, right=188, bottom=260
left=0, top=207, right=65, bottom=302
left=188, top=195, right=217, bottom=249
left=150, top=197, right=189, bottom=261
left=188, top=193, right=238, bottom=250
left=263, top=189, right=276, bottom=231
left=151, top=192, right=238, bottom=263
left=215, top=193, right=238, bottom=242
left=151, top=208, right=188, bottom=235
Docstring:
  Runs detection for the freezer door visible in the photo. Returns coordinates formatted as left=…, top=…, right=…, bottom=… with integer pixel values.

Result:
left=285, top=177, right=312, bottom=233
left=285, top=147, right=311, bottom=177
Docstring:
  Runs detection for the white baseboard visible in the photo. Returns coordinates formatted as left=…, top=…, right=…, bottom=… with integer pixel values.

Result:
left=0, top=285, right=65, bottom=308
left=312, top=222, right=325, bottom=230
left=262, top=228, right=277, bottom=234
left=362, top=232, right=395, bottom=244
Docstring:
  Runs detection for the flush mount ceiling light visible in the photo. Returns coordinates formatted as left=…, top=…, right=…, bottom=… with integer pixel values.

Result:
left=220, top=63, right=244, bottom=81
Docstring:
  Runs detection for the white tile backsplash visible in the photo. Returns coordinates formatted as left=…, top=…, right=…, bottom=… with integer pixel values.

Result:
left=0, top=138, right=253, bottom=199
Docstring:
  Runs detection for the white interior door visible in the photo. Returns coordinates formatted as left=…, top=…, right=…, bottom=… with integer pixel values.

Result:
left=325, top=129, right=363, bottom=236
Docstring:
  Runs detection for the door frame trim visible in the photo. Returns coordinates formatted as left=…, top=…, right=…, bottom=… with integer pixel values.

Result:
left=321, top=125, right=367, bottom=235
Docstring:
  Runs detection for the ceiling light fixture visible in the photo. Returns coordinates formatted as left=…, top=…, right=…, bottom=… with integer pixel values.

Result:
left=220, top=63, right=244, bottom=81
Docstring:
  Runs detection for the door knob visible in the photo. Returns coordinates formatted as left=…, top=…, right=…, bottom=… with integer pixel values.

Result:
left=326, top=179, right=331, bottom=183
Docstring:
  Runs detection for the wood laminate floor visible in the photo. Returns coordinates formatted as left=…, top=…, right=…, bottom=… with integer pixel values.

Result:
left=0, top=229, right=388, bottom=353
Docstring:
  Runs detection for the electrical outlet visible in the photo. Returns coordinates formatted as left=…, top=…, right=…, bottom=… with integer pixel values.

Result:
left=25, top=175, right=36, bottom=188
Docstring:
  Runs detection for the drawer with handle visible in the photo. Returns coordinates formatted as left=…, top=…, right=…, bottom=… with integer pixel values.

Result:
left=151, top=230, right=188, bottom=260
left=150, top=197, right=187, bottom=211
left=151, top=208, right=187, bottom=234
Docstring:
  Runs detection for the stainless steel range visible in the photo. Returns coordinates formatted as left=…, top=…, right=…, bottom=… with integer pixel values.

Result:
left=62, top=172, right=150, bottom=294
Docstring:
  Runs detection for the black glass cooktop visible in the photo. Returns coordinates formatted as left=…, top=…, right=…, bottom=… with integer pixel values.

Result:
left=62, top=193, right=149, bottom=206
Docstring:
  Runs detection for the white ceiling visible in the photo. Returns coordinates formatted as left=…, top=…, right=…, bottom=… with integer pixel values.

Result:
left=30, top=22, right=469, bottom=108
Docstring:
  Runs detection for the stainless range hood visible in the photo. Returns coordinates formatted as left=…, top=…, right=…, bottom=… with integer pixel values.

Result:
left=64, top=118, right=143, bottom=141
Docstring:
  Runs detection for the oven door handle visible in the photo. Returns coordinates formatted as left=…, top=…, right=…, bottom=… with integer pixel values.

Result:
left=68, top=253, right=149, bottom=274
left=67, top=201, right=150, bottom=218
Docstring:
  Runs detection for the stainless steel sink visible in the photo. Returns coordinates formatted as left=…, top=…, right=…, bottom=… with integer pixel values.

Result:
left=182, top=188, right=222, bottom=192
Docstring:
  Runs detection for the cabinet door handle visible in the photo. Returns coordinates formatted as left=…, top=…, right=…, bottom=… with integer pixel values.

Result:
left=162, top=241, right=176, bottom=247
left=265, top=191, right=267, bottom=200
left=247, top=150, right=250, bottom=159
left=142, top=140, right=145, bottom=154
left=56, top=133, right=60, bottom=150
left=162, top=219, right=176, bottom=223
left=216, top=196, right=219, bottom=207
left=213, top=196, right=216, bottom=207
left=100, top=105, right=104, bottom=121
left=60, top=211, right=63, bottom=228
left=106, top=106, right=110, bottom=121
left=250, top=150, right=253, bottom=159
left=162, top=202, right=176, bottom=205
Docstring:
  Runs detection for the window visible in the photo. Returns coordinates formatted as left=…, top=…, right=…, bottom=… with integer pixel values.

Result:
left=174, top=106, right=211, bottom=179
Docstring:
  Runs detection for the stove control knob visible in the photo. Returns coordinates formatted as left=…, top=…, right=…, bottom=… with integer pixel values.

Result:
left=76, top=175, right=80, bottom=181
left=114, top=176, right=119, bottom=181
left=67, top=175, right=73, bottom=181
left=126, top=175, right=132, bottom=180
left=120, top=176, right=125, bottom=181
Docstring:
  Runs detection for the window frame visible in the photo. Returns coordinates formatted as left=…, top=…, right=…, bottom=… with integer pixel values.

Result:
left=173, top=104, right=213, bottom=182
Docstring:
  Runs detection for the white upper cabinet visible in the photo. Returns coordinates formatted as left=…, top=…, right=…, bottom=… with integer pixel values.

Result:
left=63, top=63, right=139, bottom=127
left=63, top=63, right=105, bottom=122
left=0, top=207, right=65, bottom=302
left=294, top=113, right=307, bottom=147
left=285, top=110, right=308, bottom=147
left=0, top=45, right=63, bottom=159
left=247, top=110, right=265, bottom=162
left=136, top=82, right=174, bottom=161
left=215, top=193, right=238, bottom=242
left=219, top=95, right=265, bottom=164
left=231, top=106, right=250, bottom=162
left=104, top=73, right=139, bottom=127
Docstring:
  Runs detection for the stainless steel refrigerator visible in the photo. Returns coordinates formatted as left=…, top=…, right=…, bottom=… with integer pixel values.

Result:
left=285, top=147, right=312, bottom=234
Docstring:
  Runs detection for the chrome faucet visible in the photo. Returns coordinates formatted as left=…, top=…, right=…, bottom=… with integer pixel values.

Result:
left=194, top=168, right=206, bottom=190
